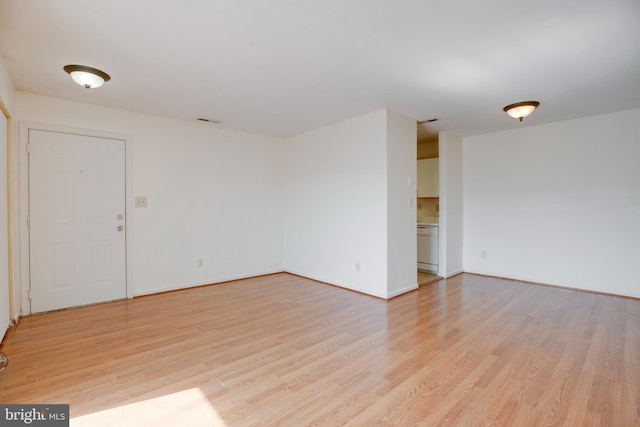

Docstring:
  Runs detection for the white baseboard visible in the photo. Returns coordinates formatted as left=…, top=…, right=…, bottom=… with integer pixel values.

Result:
left=133, top=269, right=284, bottom=297
left=442, top=269, right=463, bottom=279
left=387, top=284, right=419, bottom=299
left=283, top=269, right=388, bottom=299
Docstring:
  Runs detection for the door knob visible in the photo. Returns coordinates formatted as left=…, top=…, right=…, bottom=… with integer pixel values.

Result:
left=117, top=225, right=125, bottom=231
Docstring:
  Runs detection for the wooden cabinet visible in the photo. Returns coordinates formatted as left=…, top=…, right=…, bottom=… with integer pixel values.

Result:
left=417, top=157, right=439, bottom=198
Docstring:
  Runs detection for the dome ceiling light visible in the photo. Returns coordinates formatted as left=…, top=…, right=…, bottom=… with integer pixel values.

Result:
left=503, top=101, right=540, bottom=122
left=63, top=64, right=111, bottom=89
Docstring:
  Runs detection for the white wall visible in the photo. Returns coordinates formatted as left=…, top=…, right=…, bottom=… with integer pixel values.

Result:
left=463, top=109, right=640, bottom=297
left=0, top=55, right=14, bottom=338
left=386, top=110, right=418, bottom=297
left=283, top=110, right=390, bottom=297
left=438, top=131, right=463, bottom=278
left=0, top=62, right=14, bottom=114
left=283, top=109, right=417, bottom=299
left=16, top=92, right=284, bottom=297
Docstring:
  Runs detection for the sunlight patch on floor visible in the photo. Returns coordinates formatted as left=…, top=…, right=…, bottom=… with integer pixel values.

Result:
left=71, top=387, right=227, bottom=427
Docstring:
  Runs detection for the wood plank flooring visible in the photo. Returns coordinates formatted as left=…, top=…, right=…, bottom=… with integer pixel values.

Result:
left=0, top=273, right=638, bottom=426
left=418, top=271, right=440, bottom=286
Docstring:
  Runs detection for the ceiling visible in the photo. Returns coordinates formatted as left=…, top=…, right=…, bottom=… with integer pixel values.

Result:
left=1, top=1, right=639, bottom=140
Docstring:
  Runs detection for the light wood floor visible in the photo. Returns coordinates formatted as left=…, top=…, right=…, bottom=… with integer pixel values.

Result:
left=1, top=273, right=639, bottom=426
left=418, top=271, right=441, bottom=285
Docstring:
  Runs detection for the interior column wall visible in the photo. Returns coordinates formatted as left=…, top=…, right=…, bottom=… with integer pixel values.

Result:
left=283, top=110, right=389, bottom=297
left=386, top=110, right=418, bottom=297
left=438, top=131, right=464, bottom=278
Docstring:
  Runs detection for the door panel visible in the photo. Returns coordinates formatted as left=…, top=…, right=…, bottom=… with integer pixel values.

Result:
left=29, top=129, right=126, bottom=313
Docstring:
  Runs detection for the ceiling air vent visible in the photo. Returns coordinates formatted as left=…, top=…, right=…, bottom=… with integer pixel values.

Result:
left=197, top=118, right=221, bottom=124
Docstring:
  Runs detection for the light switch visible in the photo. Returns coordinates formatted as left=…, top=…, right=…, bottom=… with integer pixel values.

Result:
left=135, top=196, right=148, bottom=208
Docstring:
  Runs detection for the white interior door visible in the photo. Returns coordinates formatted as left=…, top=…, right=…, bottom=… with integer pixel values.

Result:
left=28, top=129, right=126, bottom=313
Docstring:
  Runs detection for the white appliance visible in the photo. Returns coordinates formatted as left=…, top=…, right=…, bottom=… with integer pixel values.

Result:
left=417, top=224, right=439, bottom=273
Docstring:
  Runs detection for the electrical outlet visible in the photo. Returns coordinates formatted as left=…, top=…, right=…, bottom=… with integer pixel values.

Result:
left=225, top=257, right=230, bottom=263
left=355, top=262, right=360, bottom=272
left=135, top=196, right=148, bottom=208
left=481, top=251, right=487, bottom=259
left=197, top=259, right=203, bottom=268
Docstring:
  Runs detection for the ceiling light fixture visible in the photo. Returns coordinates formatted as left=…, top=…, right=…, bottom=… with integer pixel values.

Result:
left=503, top=101, right=539, bottom=121
left=63, top=64, right=111, bottom=89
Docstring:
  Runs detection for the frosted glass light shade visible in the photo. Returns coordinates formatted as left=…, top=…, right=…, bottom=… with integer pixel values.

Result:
left=503, top=101, right=540, bottom=121
left=64, top=65, right=111, bottom=89
left=69, top=71, right=104, bottom=88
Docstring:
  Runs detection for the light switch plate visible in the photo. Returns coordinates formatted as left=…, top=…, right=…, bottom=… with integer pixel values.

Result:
left=135, top=196, right=148, bottom=208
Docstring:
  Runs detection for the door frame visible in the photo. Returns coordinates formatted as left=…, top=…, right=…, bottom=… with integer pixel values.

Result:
left=19, top=122, right=133, bottom=315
